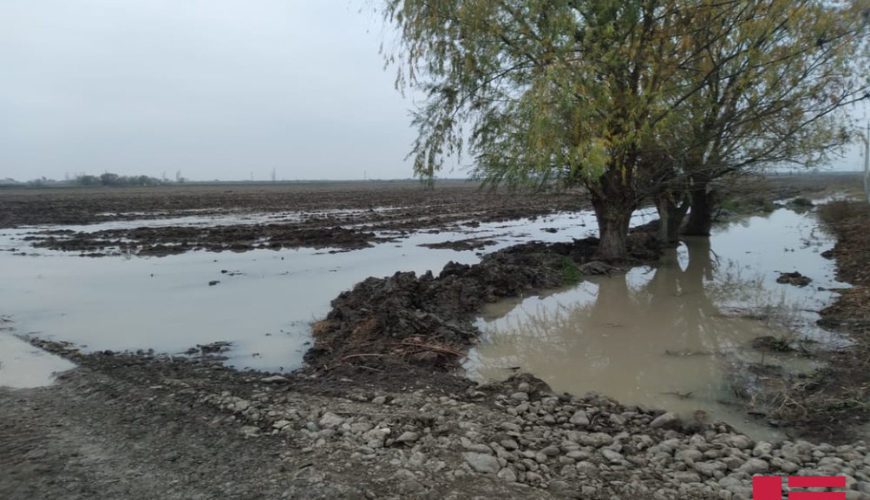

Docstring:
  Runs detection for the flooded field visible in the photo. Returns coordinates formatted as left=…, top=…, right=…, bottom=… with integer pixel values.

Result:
left=0, top=182, right=852, bottom=438
left=0, top=206, right=655, bottom=381
left=466, top=207, right=844, bottom=438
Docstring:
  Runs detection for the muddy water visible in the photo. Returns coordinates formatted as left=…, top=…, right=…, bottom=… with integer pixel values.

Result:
left=466, top=208, right=843, bottom=439
left=0, top=334, right=76, bottom=389
left=0, top=207, right=659, bottom=387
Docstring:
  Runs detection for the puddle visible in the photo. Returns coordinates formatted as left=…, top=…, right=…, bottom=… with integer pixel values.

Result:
left=465, top=208, right=844, bottom=440
left=0, top=332, right=76, bottom=389
left=0, top=207, right=659, bottom=385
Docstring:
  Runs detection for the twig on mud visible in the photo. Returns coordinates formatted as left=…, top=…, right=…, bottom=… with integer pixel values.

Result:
left=325, top=353, right=388, bottom=371
left=397, top=340, right=469, bottom=359
left=338, top=353, right=387, bottom=362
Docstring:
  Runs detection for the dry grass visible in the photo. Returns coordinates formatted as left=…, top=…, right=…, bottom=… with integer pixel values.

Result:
left=311, top=319, right=337, bottom=337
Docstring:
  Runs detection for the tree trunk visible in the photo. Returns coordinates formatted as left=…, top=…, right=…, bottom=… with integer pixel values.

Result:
left=685, top=179, right=715, bottom=236
left=587, top=160, right=638, bottom=260
left=655, top=193, right=690, bottom=245
left=669, top=196, right=690, bottom=242
left=594, top=205, right=631, bottom=260
left=654, top=195, right=672, bottom=245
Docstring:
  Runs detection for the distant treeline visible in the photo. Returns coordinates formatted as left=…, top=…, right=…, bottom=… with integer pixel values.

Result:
left=74, top=173, right=170, bottom=187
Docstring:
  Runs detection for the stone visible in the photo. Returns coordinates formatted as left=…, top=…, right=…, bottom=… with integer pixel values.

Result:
left=601, top=449, right=624, bottom=463
left=511, top=392, right=529, bottom=402
left=351, top=422, right=374, bottom=434
left=570, top=411, right=590, bottom=427
left=576, top=461, right=599, bottom=477
left=318, top=412, right=345, bottom=429
left=577, top=432, right=614, bottom=448
left=673, top=471, right=702, bottom=484
left=501, top=422, right=522, bottom=432
left=738, top=458, right=769, bottom=474
left=261, top=375, right=289, bottom=384
left=364, top=428, right=389, bottom=449
left=550, top=480, right=571, bottom=492
left=752, top=442, right=773, bottom=457
left=501, top=439, right=519, bottom=451
left=240, top=426, right=260, bottom=437
left=542, top=445, right=561, bottom=457
left=695, top=461, right=727, bottom=477
left=770, top=457, right=799, bottom=474
left=497, top=467, right=518, bottom=483
left=581, top=485, right=599, bottom=496
left=526, top=471, right=544, bottom=482
left=273, top=420, right=291, bottom=430
left=676, top=449, right=704, bottom=462
left=371, top=396, right=387, bottom=405
left=723, top=456, right=744, bottom=470
left=719, top=476, right=753, bottom=498
left=463, top=453, right=501, bottom=474
left=650, top=412, right=682, bottom=430
left=723, top=435, right=754, bottom=450
left=396, top=432, right=419, bottom=444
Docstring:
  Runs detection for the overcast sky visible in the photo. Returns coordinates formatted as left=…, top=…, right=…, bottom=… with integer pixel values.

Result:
left=1, top=1, right=867, bottom=182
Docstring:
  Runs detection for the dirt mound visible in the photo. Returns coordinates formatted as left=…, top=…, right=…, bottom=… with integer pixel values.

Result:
left=27, top=224, right=381, bottom=255
left=305, top=235, right=660, bottom=371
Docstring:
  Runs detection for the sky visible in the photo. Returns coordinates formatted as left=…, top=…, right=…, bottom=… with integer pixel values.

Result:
left=0, top=1, right=868, bottom=182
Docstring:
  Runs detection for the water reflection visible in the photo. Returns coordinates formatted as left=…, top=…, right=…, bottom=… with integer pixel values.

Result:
left=467, top=218, right=836, bottom=438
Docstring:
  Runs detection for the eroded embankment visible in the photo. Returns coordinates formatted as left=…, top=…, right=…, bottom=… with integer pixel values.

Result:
left=755, top=200, right=870, bottom=441
left=305, top=233, right=660, bottom=371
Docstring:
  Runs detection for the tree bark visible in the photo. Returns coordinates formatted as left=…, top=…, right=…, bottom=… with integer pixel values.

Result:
left=587, top=158, right=639, bottom=260
left=655, top=195, right=672, bottom=245
left=593, top=204, right=631, bottom=260
left=654, top=193, right=690, bottom=246
left=685, top=178, right=715, bottom=236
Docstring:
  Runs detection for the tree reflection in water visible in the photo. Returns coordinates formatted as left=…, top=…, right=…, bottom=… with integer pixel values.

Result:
left=468, top=237, right=819, bottom=435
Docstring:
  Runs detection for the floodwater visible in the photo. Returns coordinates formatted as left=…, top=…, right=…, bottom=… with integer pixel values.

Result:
left=0, top=203, right=846, bottom=438
left=0, top=207, right=656, bottom=388
left=0, top=331, right=76, bottom=389
left=465, top=208, right=844, bottom=439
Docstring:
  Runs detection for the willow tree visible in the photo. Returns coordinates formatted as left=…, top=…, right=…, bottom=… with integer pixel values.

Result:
left=658, top=0, right=870, bottom=238
left=383, top=0, right=725, bottom=259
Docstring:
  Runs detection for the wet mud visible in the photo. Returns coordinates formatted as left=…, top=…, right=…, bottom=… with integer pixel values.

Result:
left=0, top=182, right=589, bottom=256
left=305, top=235, right=661, bottom=371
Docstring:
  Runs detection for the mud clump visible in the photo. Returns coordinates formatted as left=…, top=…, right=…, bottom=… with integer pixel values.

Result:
left=418, top=237, right=498, bottom=251
left=305, top=235, right=659, bottom=371
left=27, top=225, right=382, bottom=256
left=776, top=271, right=812, bottom=287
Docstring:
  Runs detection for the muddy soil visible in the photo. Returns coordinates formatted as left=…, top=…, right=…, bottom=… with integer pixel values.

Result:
left=25, top=224, right=385, bottom=255
left=1, top=181, right=590, bottom=255
left=4, top=174, right=870, bottom=499
left=4, top=174, right=859, bottom=256
left=306, top=234, right=660, bottom=372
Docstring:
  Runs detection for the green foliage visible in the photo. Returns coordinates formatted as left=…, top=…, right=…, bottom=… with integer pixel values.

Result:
left=557, top=258, right=584, bottom=284
left=383, top=0, right=870, bottom=190
left=382, top=0, right=870, bottom=256
left=76, top=173, right=165, bottom=187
